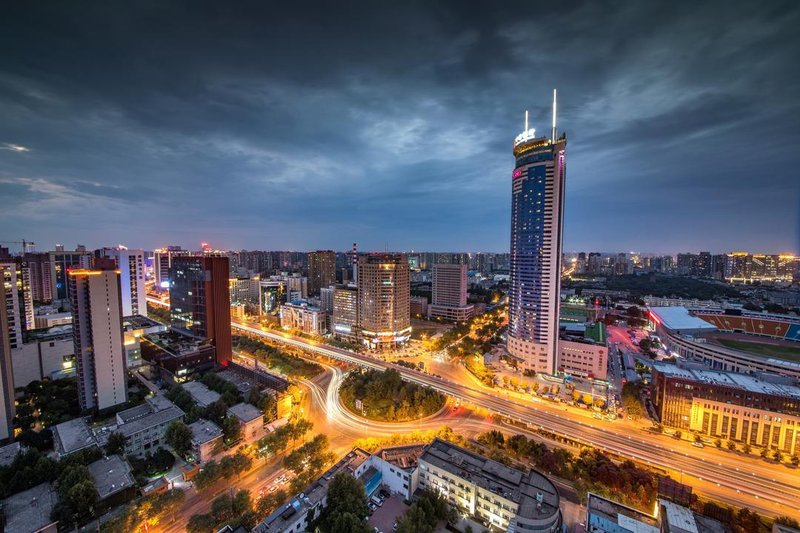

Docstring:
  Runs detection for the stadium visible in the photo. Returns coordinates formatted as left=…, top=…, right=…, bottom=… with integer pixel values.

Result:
left=647, top=306, right=800, bottom=379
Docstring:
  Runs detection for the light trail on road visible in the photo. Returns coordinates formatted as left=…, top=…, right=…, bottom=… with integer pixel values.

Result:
left=146, top=298, right=800, bottom=517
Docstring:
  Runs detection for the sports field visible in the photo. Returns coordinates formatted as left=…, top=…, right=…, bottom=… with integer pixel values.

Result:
left=716, top=338, right=800, bottom=362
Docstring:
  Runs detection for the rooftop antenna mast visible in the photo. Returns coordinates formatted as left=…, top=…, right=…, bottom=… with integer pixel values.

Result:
left=525, top=109, right=529, bottom=132
left=551, top=88, right=557, bottom=142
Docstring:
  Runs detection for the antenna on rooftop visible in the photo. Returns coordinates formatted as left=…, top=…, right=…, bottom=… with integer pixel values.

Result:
left=551, top=88, right=557, bottom=142
left=525, top=110, right=529, bottom=132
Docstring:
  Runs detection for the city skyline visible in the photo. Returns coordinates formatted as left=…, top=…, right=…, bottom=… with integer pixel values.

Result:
left=1, top=2, right=799, bottom=253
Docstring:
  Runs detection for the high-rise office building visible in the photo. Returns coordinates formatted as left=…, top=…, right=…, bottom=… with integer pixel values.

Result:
left=154, top=246, right=191, bottom=290
left=170, top=255, right=232, bottom=365
left=258, top=278, right=287, bottom=315
left=332, top=284, right=359, bottom=341
left=429, top=263, right=474, bottom=322
left=307, top=250, right=336, bottom=296
left=0, top=291, right=15, bottom=440
left=98, top=248, right=147, bottom=317
left=1, top=261, right=34, bottom=349
left=507, top=92, right=566, bottom=374
left=50, top=247, right=92, bottom=301
left=357, top=254, right=411, bottom=348
left=69, top=261, right=128, bottom=411
left=24, top=252, right=54, bottom=303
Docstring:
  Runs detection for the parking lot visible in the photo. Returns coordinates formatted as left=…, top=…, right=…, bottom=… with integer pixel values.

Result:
left=368, top=493, right=408, bottom=533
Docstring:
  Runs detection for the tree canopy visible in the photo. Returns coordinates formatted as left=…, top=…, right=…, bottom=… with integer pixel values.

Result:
left=312, top=472, right=371, bottom=533
left=339, top=368, right=445, bottom=422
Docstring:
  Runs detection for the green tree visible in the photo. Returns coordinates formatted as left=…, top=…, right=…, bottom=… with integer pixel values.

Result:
left=313, top=472, right=370, bottom=533
left=222, top=416, right=242, bottom=444
left=775, top=516, right=800, bottom=528
left=187, top=513, right=216, bottom=533
left=106, top=432, right=126, bottom=456
left=68, top=479, right=99, bottom=521
left=165, top=421, right=194, bottom=458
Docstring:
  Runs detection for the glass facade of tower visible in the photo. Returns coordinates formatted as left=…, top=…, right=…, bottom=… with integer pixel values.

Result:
left=507, top=134, right=566, bottom=374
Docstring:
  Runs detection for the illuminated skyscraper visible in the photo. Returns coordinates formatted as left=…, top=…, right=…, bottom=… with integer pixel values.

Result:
left=0, top=267, right=16, bottom=440
left=97, top=247, right=147, bottom=317
left=357, top=253, right=411, bottom=348
left=307, top=250, right=336, bottom=296
left=507, top=91, right=566, bottom=374
left=69, top=260, right=128, bottom=410
left=170, top=255, right=232, bottom=365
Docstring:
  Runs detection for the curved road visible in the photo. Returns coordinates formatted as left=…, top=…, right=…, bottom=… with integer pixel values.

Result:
left=145, top=300, right=800, bottom=517
left=230, top=321, right=800, bottom=518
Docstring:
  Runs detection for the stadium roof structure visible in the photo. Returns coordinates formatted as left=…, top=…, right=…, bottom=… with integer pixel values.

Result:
left=648, top=307, right=717, bottom=333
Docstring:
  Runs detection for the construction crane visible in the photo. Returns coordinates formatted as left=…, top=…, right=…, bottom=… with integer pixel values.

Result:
left=0, top=239, right=36, bottom=253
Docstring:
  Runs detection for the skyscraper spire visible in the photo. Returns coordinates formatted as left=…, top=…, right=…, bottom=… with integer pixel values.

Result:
left=551, top=88, right=557, bottom=142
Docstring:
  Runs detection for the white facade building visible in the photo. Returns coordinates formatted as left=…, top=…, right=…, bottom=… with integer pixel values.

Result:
left=101, top=249, right=147, bottom=317
left=280, top=301, right=326, bottom=336
left=69, top=266, right=128, bottom=411
left=429, top=263, right=474, bottom=322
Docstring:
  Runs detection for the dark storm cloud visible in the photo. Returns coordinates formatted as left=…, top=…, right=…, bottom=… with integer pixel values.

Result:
left=0, top=0, right=798, bottom=253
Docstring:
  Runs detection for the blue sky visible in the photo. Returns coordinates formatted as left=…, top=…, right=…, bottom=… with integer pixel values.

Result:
left=1, top=1, right=798, bottom=254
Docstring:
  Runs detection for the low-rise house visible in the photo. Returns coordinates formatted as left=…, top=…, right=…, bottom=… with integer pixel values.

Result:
left=0, top=441, right=23, bottom=467
left=189, top=419, right=223, bottom=463
left=88, top=455, right=137, bottom=508
left=52, top=417, right=97, bottom=457
left=227, top=402, right=265, bottom=442
left=0, top=482, right=59, bottom=533
left=183, top=380, right=221, bottom=408
left=115, top=395, right=184, bottom=456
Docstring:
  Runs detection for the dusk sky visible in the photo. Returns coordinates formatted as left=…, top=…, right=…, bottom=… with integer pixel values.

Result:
left=1, top=1, right=798, bottom=254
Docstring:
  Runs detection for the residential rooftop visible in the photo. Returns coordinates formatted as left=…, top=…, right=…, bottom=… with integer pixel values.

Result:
left=122, top=314, right=167, bottom=331
left=373, top=443, right=425, bottom=471
left=652, top=362, right=800, bottom=399
left=117, top=405, right=184, bottom=438
left=190, top=419, right=223, bottom=445
left=183, top=381, right=221, bottom=408
left=23, top=323, right=73, bottom=342
left=228, top=402, right=262, bottom=424
left=0, top=441, right=22, bottom=467
left=420, top=438, right=560, bottom=522
left=587, top=492, right=659, bottom=533
left=88, top=455, right=135, bottom=500
left=659, top=499, right=727, bottom=533
left=52, top=417, right=97, bottom=456
left=215, top=369, right=256, bottom=395
left=0, top=482, right=58, bottom=533
left=143, top=329, right=214, bottom=357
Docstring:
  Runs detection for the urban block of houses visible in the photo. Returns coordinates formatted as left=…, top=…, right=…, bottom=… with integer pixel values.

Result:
left=254, top=438, right=562, bottom=533
left=52, top=395, right=184, bottom=458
